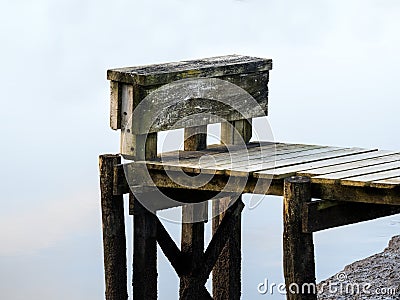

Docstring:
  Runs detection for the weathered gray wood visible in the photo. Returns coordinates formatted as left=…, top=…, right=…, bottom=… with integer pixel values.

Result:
left=160, top=142, right=279, bottom=168
left=310, top=182, right=400, bottom=205
left=132, top=194, right=158, bottom=300
left=159, top=141, right=271, bottom=164
left=184, top=125, right=207, bottom=151
left=340, top=168, right=400, bottom=187
left=107, top=54, right=272, bottom=86
left=122, top=133, right=158, bottom=161
left=99, top=154, right=128, bottom=300
left=110, top=81, right=122, bottom=130
left=131, top=72, right=269, bottom=134
left=283, top=176, right=316, bottom=300
left=248, top=148, right=375, bottom=175
left=221, top=119, right=252, bottom=145
left=303, top=200, right=400, bottom=233
left=117, top=81, right=158, bottom=159
left=210, top=120, right=245, bottom=300
left=155, top=217, right=187, bottom=276
left=371, top=176, right=400, bottom=188
left=180, top=198, right=244, bottom=299
left=180, top=203, right=207, bottom=299
left=257, top=150, right=392, bottom=179
left=120, top=84, right=135, bottom=157
left=109, top=55, right=271, bottom=138
left=212, top=197, right=242, bottom=300
left=297, top=152, right=400, bottom=177
left=180, top=125, right=209, bottom=299
left=118, top=162, right=400, bottom=204
left=310, top=161, right=400, bottom=185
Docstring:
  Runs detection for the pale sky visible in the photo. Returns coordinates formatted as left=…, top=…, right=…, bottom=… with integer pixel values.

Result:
left=1, top=0, right=400, bottom=299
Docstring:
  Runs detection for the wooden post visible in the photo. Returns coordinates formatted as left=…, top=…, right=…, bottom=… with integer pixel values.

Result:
left=211, top=119, right=249, bottom=300
left=99, top=154, right=128, bottom=300
left=283, top=176, right=316, bottom=300
left=212, top=198, right=242, bottom=300
left=132, top=193, right=158, bottom=300
left=180, top=125, right=209, bottom=299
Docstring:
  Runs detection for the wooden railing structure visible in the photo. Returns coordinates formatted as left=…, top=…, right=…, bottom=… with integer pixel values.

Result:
left=99, top=55, right=400, bottom=300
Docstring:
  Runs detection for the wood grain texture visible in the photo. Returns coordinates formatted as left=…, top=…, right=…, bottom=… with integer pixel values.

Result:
left=303, top=200, right=400, bottom=233
left=132, top=194, right=158, bottom=300
left=212, top=197, right=242, bottom=300
left=371, top=177, right=400, bottom=188
left=107, top=54, right=272, bottom=86
left=283, top=176, right=316, bottom=300
left=311, top=161, right=400, bottom=184
left=119, top=84, right=134, bottom=157
left=184, top=125, right=207, bottom=151
left=179, top=125, right=209, bottom=299
left=131, top=72, right=269, bottom=134
left=110, top=81, right=122, bottom=130
left=221, top=119, right=252, bottom=145
left=258, top=150, right=392, bottom=179
left=297, top=152, right=400, bottom=177
left=99, top=154, right=128, bottom=300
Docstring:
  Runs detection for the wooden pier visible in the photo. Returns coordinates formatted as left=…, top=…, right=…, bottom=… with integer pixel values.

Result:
left=99, top=55, right=400, bottom=299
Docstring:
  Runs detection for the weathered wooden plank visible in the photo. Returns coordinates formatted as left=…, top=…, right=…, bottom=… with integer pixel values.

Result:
left=311, top=163, right=400, bottom=186
left=212, top=196, right=242, bottom=300
left=184, top=125, right=207, bottom=151
left=204, top=199, right=244, bottom=288
left=110, top=81, right=122, bottom=130
left=297, top=152, right=400, bottom=177
left=180, top=204, right=207, bottom=299
left=251, top=148, right=376, bottom=176
left=256, top=150, right=391, bottom=179
left=310, top=160, right=400, bottom=183
left=156, top=143, right=323, bottom=172
left=159, top=141, right=274, bottom=163
left=132, top=194, right=158, bottom=300
left=160, top=142, right=296, bottom=168
left=340, top=168, right=400, bottom=187
left=310, top=182, right=400, bottom=205
left=370, top=177, right=400, bottom=188
left=179, top=125, right=209, bottom=299
left=221, top=119, right=252, bottom=145
left=156, top=217, right=187, bottom=276
left=99, top=154, right=128, bottom=300
left=117, top=163, right=400, bottom=204
left=195, top=144, right=323, bottom=170
left=218, top=146, right=339, bottom=171
left=120, top=84, right=135, bottom=157
left=131, top=72, right=269, bottom=134
left=303, top=200, right=400, bottom=233
left=283, top=176, right=316, bottom=300
left=107, top=54, right=272, bottom=86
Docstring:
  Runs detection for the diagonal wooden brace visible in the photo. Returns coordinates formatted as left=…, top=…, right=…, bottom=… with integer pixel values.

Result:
left=179, top=198, right=245, bottom=299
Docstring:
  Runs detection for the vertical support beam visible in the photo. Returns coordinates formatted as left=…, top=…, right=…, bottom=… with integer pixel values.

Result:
left=99, top=154, right=128, bottom=300
left=210, top=119, right=250, bottom=300
left=220, top=119, right=252, bottom=145
left=120, top=84, right=135, bottom=157
left=180, top=126, right=208, bottom=299
left=135, top=132, right=158, bottom=161
left=180, top=204, right=207, bottom=299
left=212, top=198, right=242, bottom=300
left=110, top=81, right=122, bottom=130
left=283, top=176, right=316, bottom=300
left=132, top=193, right=158, bottom=300
left=184, top=125, right=207, bottom=151
left=119, top=82, right=158, bottom=160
